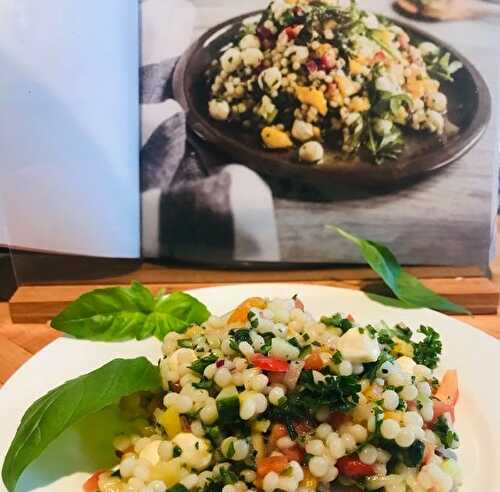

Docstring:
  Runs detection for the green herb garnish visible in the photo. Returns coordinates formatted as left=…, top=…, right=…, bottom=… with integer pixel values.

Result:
left=331, top=227, right=470, bottom=314
left=432, top=416, right=459, bottom=448
left=51, top=282, right=211, bottom=341
left=1, top=358, right=162, bottom=492
left=190, top=354, right=218, bottom=374
left=412, top=326, right=442, bottom=369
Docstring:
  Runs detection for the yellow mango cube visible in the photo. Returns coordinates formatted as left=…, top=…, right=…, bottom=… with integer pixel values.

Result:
left=406, top=78, right=425, bottom=99
left=228, top=297, right=267, bottom=324
left=364, top=385, right=383, bottom=401
left=334, top=75, right=359, bottom=97
left=349, top=96, right=371, bottom=112
left=159, top=406, right=182, bottom=439
left=423, top=78, right=439, bottom=94
left=261, top=127, right=293, bottom=149
left=150, top=459, right=182, bottom=487
left=301, top=469, right=319, bottom=489
left=251, top=433, right=265, bottom=459
left=393, top=339, right=415, bottom=358
left=295, top=86, right=328, bottom=116
left=316, top=44, right=332, bottom=57
left=374, top=29, right=393, bottom=45
left=349, top=58, right=365, bottom=76
left=384, top=411, right=403, bottom=422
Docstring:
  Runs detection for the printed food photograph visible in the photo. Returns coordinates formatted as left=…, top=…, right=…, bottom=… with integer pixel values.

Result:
left=140, top=0, right=497, bottom=265
left=173, top=0, right=489, bottom=186
left=1, top=283, right=499, bottom=492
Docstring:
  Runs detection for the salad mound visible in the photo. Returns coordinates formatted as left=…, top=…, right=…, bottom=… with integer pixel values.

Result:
left=88, top=296, right=462, bottom=492
left=206, top=0, right=462, bottom=164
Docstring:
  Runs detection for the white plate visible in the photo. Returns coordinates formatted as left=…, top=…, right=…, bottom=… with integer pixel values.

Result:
left=1, top=284, right=500, bottom=492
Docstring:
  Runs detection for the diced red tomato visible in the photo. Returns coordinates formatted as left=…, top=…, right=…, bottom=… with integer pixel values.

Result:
left=282, top=444, right=305, bottom=462
left=432, top=399, right=455, bottom=423
left=327, top=411, right=350, bottom=429
left=304, top=352, right=325, bottom=371
left=257, top=455, right=289, bottom=476
left=347, top=314, right=354, bottom=322
left=294, top=421, right=314, bottom=435
left=326, top=83, right=339, bottom=99
left=306, top=60, right=318, bottom=73
left=294, top=297, right=305, bottom=310
left=268, top=423, right=306, bottom=462
left=285, top=25, right=300, bottom=40
left=83, top=471, right=103, bottom=492
left=269, top=423, right=289, bottom=449
left=268, top=372, right=286, bottom=385
left=423, top=442, right=436, bottom=465
left=336, top=456, right=376, bottom=478
left=318, top=53, right=336, bottom=70
left=371, top=51, right=386, bottom=64
left=433, top=369, right=459, bottom=422
left=252, top=354, right=289, bottom=372
left=435, top=370, right=459, bottom=407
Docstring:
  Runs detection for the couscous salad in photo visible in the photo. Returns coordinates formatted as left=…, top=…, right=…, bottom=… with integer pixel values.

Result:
left=206, top=0, right=462, bottom=164
left=85, top=295, right=461, bottom=492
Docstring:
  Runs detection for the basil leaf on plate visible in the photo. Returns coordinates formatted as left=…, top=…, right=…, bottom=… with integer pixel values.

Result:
left=1, top=357, right=162, bottom=492
left=51, top=282, right=210, bottom=341
left=332, top=227, right=470, bottom=314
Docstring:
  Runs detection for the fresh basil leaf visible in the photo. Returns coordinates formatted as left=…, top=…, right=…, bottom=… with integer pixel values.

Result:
left=1, top=357, right=161, bottom=492
left=51, top=282, right=210, bottom=341
left=331, top=227, right=470, bottom=314
left=154, top=291, right=210, bottom=324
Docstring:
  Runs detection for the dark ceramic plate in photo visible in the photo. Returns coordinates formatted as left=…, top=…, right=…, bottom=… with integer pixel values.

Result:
left=173, top=10, right=491, bottom=188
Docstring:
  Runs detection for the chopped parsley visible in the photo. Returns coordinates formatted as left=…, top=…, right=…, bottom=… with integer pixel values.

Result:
left=321, top=313, right=353, bottom=333
left=377, top=322, right=413, bottom=347
left=247, top=311, right=259, bottom=329
left=226, top=440, right=235, bottom=458
left=266, top=371, right=360, bottom=439
left=201, top=467, right=238, bottom=492
left=192, top=378, right=214, bottom=390
left=332, top=351, right=343, bottom=365
left=433, top=416, right=459, bottom=448
left=169, top=485, right=188, bottom=492
left=173, top=445, right=182, bottom=457
left=363, top=350, right=395, bottom=381
left=412, top=326, right=442, bottom=369
left=190, top=354, right=218, bottom=374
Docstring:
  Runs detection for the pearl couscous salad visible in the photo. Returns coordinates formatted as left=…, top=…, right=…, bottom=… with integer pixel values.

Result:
left=87, top=295, right=461, bottom=492
left=206, top=0, right=462, bottom=164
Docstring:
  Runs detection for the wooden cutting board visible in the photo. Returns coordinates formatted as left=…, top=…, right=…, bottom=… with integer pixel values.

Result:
left=7, top=264, right=500, bottom=323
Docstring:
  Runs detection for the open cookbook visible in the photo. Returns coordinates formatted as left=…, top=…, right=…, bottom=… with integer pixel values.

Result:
left=0, top=0, right=498, bottom=266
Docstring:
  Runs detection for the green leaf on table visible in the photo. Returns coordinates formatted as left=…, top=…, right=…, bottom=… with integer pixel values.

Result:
left=1, top=357, right=162, bottom=492
left=330, top=227, right=470, bottom=314
left=51, top=282, right=210, bottom=341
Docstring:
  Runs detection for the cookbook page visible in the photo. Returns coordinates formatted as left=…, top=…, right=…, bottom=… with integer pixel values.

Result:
left=0, top=0, right=140, bottom=258
left=140, top=0, right=498, bottom=267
